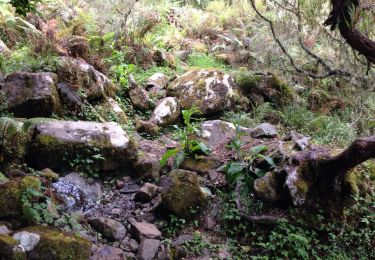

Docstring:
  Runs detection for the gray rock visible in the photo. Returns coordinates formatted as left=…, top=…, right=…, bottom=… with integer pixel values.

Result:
left=167, top=69, right=239, bottom=115
left=30, top=120, right=137, bottom=172
left=150, top=97, right=180, bottom=127
left=135, top=183, right=160, bottom=203
left=130, top=222, right=161, bottom=241
left=90, top=245, right=126, bottom=260
left=52, top=172, right=101, bottom=212
left=0, top=72, right=61, bottom=118
left=146, top=73, right=169, bottom=90
left=136, top=239, right=160, bottom=260
left=172, top=235, right=193, bottom=247
left=57, top=57, right=117, bottom=102
left=201, top=120, right=251, bottom=149
left=0, top=225, right=11, bottom=235
left=129, top=75, right=153, bottom=110
left=254, top=171, right=287, bottom=202
left=251, top=123, right=278, bottom=138
left=13, top=231, right=40, bottom=252
left=88, top=217, right=127, bottom=241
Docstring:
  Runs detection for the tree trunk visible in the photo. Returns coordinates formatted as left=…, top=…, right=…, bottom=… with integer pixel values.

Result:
left=324, top=0, right=375, bottom=63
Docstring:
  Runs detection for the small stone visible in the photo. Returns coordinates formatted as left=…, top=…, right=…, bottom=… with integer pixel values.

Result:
left=0, top=225, right=11, bottom=235
left=251, top=123, right=278, bottom=138
left=123, top=251, right=136, bottom=259
left=204, top=215, right=216, bottom=230
left=135, top=183, right=160, bottom=203
left=135, top=213, right=157, bottom=223
left=130, top=222, right=161, bottom=241
left=136, top=239, right=160, bottom=260
left=91, top=245, right=126, bottom=260
left=110, top=208, right=123, bottom=215
left=115, top=180, right=125, bottom=189
left=135, top=119, right=159, bottom=135
left=88, top=217, right=127, bottom=241
left=128, top=239, right=139, bottom=252
left=13, top=231, right=40, bottom=252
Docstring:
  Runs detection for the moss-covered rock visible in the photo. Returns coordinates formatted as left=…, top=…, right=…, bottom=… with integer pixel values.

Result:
left=25, top=226, right=91, bottom=260
left=254, top=171, right=288, bottom=202
left=180, top=156, right=221, bottom=174
left=234, top=69, right=294, bottom=107
left=167, top=69, right=239, bottom=116
left=160, top=169, right=207, bottom=217
left=0, top=176, right=41, bottom=219
left=0, top=235, right=26, bottom=260
left=28, top=120, right=137, bottom=173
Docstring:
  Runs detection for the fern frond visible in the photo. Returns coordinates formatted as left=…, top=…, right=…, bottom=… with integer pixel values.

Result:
left=0, top=117, right=22, bottom=139
left=22, top=118, right=57, bottom=132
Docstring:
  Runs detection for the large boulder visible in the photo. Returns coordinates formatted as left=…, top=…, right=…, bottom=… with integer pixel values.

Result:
left=167, top=69, right=239, bottom=115
left=160, top=169, right=207, bottom=217
left=0, top=176, right=41, bottom=220
left=29, top=120, right=137, bottom=172
left=57, top=57, right=117, bottom=102
left=0, top=72, right=61, bottom=117
left=150, top=97, right=180, bottom=126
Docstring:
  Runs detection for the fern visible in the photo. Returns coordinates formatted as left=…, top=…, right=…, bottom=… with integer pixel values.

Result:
left=22, top=117, right=57, bottom=132
left=0, top=117, right=22, bottom=140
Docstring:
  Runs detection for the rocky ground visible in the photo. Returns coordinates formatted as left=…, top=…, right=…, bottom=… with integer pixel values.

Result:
left=0, top=1, right=374, bottom=259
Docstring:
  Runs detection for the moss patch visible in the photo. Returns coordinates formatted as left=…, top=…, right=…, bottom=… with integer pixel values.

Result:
left=0, top=235, right=26, bottom=260
left=0, top=176, right=41, bottom=219
left=24, top=226, right=91, bottom=260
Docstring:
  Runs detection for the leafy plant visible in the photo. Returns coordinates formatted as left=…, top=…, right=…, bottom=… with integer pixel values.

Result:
left=66, top=147, right=105, bottom=178
left=224, top=125, right=275, bottom=192
left=162, top=215, right=187, bottom=236
left=160, top=106, right=211, bottom=169
left=9, top=0, right=42, bottom=16
left=21, top=187, right=54, bottom=225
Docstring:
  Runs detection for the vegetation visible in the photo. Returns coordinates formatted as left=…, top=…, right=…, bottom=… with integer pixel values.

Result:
left=0, top=0, right=373, bottom=259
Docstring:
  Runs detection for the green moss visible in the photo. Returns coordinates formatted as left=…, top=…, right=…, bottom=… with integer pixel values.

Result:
left=343, top=169, right=360, bottom=196
left=270, top=75, right=294, bottom=105
left=181, top=157, right=221, bottom=174
left=0, top=235, right=26, bottom=260
left=234, top=68, right=261, bottom=94
left=24, top=226, right=91, bottom=260
left=0, top=176, right=41, bottom=219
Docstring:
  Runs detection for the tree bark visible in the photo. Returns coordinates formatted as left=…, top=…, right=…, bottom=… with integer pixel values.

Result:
left=324, top=0, right=375, bottom=63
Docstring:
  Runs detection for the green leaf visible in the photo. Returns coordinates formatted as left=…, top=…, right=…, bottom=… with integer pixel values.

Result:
left=160, top=148, right=180, bottom=167
left=257, top=154, right=276, bottom=167
left=226, top=162, right=247, bottom=175
left=251, top=145, right=268, bottom=155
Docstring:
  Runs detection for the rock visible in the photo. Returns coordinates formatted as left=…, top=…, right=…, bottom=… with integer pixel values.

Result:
left=135, top=120, right=159, bottom=135
left=201, top=120, right=251, bottom=149
left=90, top=245, right=126, bottom=260
left=135, top=212, right=157, bottom=223
left=129, top=75, right=153, bottom=110
left=103, top=98, right=128, bottom=124
left=150, top=97, right=180, bottom=126
left=254, top=171, right=288, bottom=202
left=134, top=139, right=169, bottom=180
left=234, top=69, right=294, bottom=107
left=0, top=235, right=26, bottom=260
left=123, top=251, right=136, bottom=259
left=172, top=235, right=194, bottom=258
left=180, top=156, right=221, bottom=174
left=167, top=69, right=239, bottom=115
left=154, top=50, right=176, bottom=68
left=130, top=222, right=161, bottom=241
left=29, top=120, right=137, bottom=172
left=40, top=168, right=59, bottom=181
left=24, top=226, right=91, bottom=260
left=0, top=39, right=11, bottom=56
left=0, top=225, right=11, bottom=235
left=204, top=216, right=216, bottom=230
left=251, top=123, right=278, bottom=138
left=157, top=244, right=172, bottom=260
left=146, top=73, right=169, bottom=90
left=0, top=176, right=41, bottom=220
left=52, top=172, right=101, bottom=212
left=110, top=208, right=123, bottom=215
left=160, top=169, right=207, bottom=217
left=289, top=131, right=310, bottom=151
left=136, top=238, right=160, bottom=260
left=88, top=217, right=126, bottom=241
left=12, top=231, right=40, bottom=252
left=57, top=57, right=117, bottom=102
left=56, top=82, right=83, bottom=112
left=0, top=72, right=61, bottom=118
left=135, top=183, right=160, bottom=203
left=122, top=238, right=139, bottom=252
left=115, top=179, right=125, bottom=189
